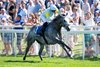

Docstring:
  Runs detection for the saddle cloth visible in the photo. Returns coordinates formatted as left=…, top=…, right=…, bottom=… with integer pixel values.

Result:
left=36, top=26, right=42, bottom=35
left=36, top=22, right=48, bottom=35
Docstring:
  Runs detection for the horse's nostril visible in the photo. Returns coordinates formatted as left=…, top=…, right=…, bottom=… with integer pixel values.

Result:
left=64, top=20, right=66, bottom=22
left=68, top=28, right=70, bottom=31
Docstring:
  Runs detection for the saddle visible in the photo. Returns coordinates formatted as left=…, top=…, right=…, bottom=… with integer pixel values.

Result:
left=37, top=22, right=48, bottom=36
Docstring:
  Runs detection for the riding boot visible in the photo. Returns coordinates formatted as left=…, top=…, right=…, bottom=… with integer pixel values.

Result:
left=39, top=22, right=48, bottom=36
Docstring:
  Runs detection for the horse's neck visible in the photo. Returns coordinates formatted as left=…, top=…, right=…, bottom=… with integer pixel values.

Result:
left=49, top=22, right=61, bottom=31
left=45, top=23, right=62, bottom=41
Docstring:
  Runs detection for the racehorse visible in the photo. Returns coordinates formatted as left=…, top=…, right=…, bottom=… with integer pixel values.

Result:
left=23, top=14, right=72, bottom=61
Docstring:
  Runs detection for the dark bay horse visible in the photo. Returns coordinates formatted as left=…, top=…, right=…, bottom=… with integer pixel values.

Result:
left=23, top=14, right=72, bottom=61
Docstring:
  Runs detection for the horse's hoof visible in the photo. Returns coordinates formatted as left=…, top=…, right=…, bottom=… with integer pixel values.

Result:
left=40, top=59, right=43, bottom=61
left=69, top=51, right=72, bottom=55
left=70, top=53, right=75, bottom=59
left=68, top=51, right=74, bottom=59
left=23, top=57, right=26, bottom=60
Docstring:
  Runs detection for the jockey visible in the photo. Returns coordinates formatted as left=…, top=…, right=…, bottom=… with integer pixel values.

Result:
left=39, top=4, right=59, bottom=36
left=40, top=4, right=59, bottom=23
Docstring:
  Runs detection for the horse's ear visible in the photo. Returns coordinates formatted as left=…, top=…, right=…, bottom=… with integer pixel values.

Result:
left=57, top=14, right=65, bottom=19
left=57, top=14, right=64, bottom=19
left=57, top=14, right=62, bottom=17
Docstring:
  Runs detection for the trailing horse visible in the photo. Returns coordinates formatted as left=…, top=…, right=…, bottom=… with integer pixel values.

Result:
left=23, top=14, right=72, bottom=61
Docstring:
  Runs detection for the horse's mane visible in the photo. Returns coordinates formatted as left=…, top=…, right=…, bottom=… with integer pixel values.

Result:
left=52, top=14, right=63, bottom=23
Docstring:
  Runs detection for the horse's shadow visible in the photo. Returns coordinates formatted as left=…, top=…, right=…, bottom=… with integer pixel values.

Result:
left=4, top=60, right=41, bottom=63
left=73, top=56, right=100, bottom=61
left=4, top=60, right=63, bottom=64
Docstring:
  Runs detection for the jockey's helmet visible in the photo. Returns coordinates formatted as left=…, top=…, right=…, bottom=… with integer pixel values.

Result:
left=50, top=5, right=57, bottom=11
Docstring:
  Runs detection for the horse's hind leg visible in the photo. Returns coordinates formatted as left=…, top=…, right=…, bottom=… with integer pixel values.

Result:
left=23, top=41, right=34, bottom=60
left=38, top=45, right=44, bottom=61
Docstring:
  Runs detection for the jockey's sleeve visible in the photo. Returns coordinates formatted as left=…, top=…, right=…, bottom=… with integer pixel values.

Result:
left=40, top=13, right=49, bottom=22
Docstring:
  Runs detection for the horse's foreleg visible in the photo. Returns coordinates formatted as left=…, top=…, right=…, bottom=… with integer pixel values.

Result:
left=60, top=44, right=71, bottom=57
left=64, top=44, right=72, bottom=51
left=38, top=45, right=44, bottom=61
left=64, top=44, right=73, bottom=58
left=57, top=41, right=71, bottom=58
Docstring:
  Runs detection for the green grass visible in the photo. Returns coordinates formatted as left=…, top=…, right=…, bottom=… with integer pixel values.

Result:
left=0, top=55, right=100, bottom=67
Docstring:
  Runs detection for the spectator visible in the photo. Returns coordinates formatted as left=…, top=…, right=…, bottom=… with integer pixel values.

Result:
left=45, top=0, right=49, bottom=8
left=0, top=8, right=7, bottom=19
left=95, top=9, right=100, bottom=55
left=96, top=22, right=100, bottom=54
left=0, top=8, right=10, bottom=25
left=27, top=0, right=34, bottom=17
left=82, top=12, right=95, bottom=26
left=17, top=1, right=27, bottom=20
left=33, top=0, right=42, bottom=14
left=91, top=1, right=98, bottom=14
left=88, top=0, right=93, bottom=6
left=0, top=2, right=3, bottom=13
left=76, top=2, right=82, bottom=18
left=47, top=0, right=53, bottom=8
left=7, top=0, right=16, bottom=21
left=69, top=5, right=80, bottom=50
left=82, top=12, right=96, bottom=57
left=71, top=5, right=80, bottom=26
left=56, top=0, right=69, bottom=9
left=2, top=0, right=9, bottom=10
left=13, top=15, right=24, bottom=55
left=39, top=0, right=45, bottom=9
left=95, top=9, right=100, bottom=23
left=64, top=4, right=72, bottom=21
left=94, top=3, right=100, bottom=18
left=59, top=0, right=66, bottom=8
left=1, top=17, right=13, bottom=55
left=82, top=0, right=91, bottom=14
left=25, top=13, right=40, bottom=26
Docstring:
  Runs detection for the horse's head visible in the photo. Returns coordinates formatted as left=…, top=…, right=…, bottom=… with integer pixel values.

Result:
left=52, top=14, right=70, bottom=31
